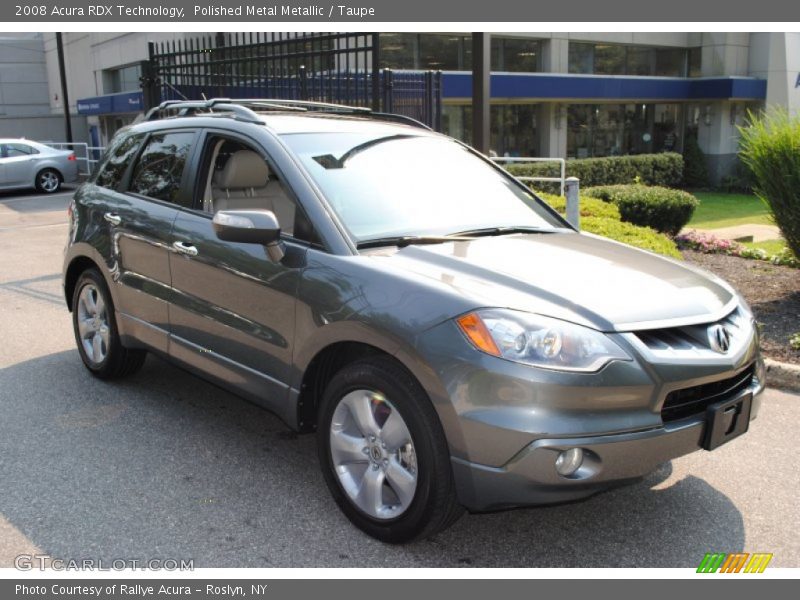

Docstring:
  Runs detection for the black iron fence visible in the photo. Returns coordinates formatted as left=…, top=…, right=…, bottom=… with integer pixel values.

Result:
left=142, top=33, right=442, bottom=130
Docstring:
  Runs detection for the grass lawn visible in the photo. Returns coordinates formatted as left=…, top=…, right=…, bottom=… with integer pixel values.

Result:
left=688, top=192, right=773, bottom=229
left=742, top=239, right=788, bottom=254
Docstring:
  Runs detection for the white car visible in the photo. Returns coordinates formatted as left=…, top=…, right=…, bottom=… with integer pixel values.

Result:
left=0, top=139, right=79, bottom=193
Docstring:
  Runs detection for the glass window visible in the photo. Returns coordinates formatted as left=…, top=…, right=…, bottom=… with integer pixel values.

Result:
left=5, top=143, right=39, bottom=157
left=282, top=133, right=563, bottom=242
left=104, top=64, right=142, bottom=94
left=379, top=33, right=417, bottom=69
left=570, top=42, right=689, bottom=77
left=688, top=47, right=702, bottom=77
left=491, top=104, right=538, bottom=156
left=492, top=38, right=540, bottom=72
left=94, top=133, right=144, bottom=190
left=418, top=35, right=463, bottom=70
left=567, top=103, right=681, bottom=158
left=568, top=42, right=593, bottom=74
left=655, top=48, right=686, bottom=77
left=129, top=131, right=194, bottom=205
left=593, top=45, right=626, bottom=75
left=626, top=47, right=653, bottom=76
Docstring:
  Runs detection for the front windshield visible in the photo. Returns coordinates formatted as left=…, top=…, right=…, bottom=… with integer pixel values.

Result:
left=281, top=132, right=564, bottom=242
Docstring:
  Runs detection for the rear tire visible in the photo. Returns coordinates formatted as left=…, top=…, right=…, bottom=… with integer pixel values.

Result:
left=35, top=168, right=62, bottom=193
left=317, top=356, right=463, bottom=543
left=71, top=268, right=146, bottom=379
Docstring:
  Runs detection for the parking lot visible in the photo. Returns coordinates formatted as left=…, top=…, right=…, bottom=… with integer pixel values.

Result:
left=0, top=188, right=798, bottom=568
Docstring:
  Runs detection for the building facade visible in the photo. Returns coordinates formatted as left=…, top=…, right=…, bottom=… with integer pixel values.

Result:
left=25, top=32, right=800, bottom=183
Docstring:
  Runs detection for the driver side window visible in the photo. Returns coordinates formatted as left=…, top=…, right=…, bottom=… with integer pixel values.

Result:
left=200, top=137, right=297, bottom=237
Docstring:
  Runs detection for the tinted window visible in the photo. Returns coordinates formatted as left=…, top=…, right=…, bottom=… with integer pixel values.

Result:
left=129, top=131, right=194, bottom=205
left=5, top=143, right=39, bottom=157
left=95, top=133, right=144, bottom=191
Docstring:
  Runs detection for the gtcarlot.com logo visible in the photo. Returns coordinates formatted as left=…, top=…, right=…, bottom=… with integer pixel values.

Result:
left=14, top=554, right=194, bottom=571
left=697, top=552, right=773, bottom=573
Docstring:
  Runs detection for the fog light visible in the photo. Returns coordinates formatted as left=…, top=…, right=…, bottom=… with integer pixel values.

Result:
left=555, top=448, right=584, bottom=477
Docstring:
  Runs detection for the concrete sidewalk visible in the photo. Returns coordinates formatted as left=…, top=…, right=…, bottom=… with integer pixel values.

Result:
left=685, top=223, right=781, bottom=243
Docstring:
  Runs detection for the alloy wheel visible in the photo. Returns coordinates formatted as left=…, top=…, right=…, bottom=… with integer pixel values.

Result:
left=76, top=284, right=109, bottom=365
left=329, top=389, right=418, bottom=520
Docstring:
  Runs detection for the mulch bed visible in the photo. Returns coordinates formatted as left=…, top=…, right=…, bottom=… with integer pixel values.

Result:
left=682, top=250, right=799, bottom=365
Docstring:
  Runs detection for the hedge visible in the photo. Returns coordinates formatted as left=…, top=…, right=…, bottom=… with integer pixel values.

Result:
left=536, top=192, right=682, bottom=259
left=582, top=184, right=698, bottom=236
left=536, top=192, right=622, bottom=220
left=581, top=217, right=683, bottom=259
left=506, top=152, right=684, bottom=190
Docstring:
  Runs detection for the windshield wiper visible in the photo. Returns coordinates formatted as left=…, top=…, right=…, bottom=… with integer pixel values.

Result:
left=356, top=234, right=472, bottom=249
left=450, top=225, right=561, bottom=238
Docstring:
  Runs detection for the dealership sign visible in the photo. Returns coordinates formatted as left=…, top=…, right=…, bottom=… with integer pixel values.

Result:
left=77, top=90, right=143, bottom=115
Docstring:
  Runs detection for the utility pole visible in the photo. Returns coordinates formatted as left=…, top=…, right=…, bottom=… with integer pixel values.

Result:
left=55, top=33, right=73, bottom=143
left=471, top=33, right=490, bottom=155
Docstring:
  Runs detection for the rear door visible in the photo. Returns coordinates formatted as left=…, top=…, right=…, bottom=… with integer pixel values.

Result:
left=107, top=128, right=199, bottom=353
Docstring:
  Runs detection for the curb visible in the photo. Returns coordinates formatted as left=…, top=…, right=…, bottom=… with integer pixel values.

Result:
left=765, top=358, right=800, bottom=393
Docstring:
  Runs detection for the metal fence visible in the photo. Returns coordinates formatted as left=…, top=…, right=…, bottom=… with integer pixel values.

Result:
left=144, top=33, right=443, bottom=130
left=491, top=156, right=567, bottom=196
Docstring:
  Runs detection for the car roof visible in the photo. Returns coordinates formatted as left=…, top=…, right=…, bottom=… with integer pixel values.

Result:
left=128, top=111, right=436, bottom=139
left=0, top=139, right=55, bottom=150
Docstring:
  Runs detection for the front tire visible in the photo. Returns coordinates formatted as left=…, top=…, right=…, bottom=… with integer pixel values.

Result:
left=71, top=269, right=146, bottom=379
left=317, top=356, right=463, bottom=543
left=35, top=168, right=62, bottom=193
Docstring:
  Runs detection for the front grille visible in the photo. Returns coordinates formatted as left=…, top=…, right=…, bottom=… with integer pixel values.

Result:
left=661, top=365, right=754, bottom=423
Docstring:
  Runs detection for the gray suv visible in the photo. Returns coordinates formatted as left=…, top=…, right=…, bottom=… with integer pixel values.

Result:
left=63, top=99, right=765, bottom=543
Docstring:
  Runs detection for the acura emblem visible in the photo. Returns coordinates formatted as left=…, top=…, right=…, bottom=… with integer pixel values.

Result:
left=708, top=324, right=732, bottom=353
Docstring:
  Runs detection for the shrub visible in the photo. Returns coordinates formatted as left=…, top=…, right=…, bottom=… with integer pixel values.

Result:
left=581, top=217, right=683, bottom=259
left=582, top=184, right=698, bottom=236
left=738, top=108, right=800, bottom=259
left=535, top=192, right=622, bottom=220
left=506, top=152, right=683, bottom=190
left=682, top=134, right=709, bottom=189
left=535, top=192, right=680, bottom=259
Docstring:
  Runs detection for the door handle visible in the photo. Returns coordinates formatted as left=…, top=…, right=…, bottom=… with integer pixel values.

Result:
left=172, top=241, right=198, bottom=257
left=103, top=212, right=122, bottom=226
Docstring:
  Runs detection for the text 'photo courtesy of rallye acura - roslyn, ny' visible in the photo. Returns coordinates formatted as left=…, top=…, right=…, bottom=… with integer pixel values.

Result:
left=62, top=98, right=765, bottom=543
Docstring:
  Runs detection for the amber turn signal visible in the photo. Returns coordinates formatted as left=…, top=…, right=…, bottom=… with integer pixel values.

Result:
left=456, top=312, right=501, bottom=357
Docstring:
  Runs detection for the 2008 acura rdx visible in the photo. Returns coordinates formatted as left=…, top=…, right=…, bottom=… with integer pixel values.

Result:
left=63, top=99, right=765, bottom=542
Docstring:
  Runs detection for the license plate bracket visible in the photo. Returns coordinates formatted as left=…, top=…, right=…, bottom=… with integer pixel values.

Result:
left=703, top=391, right=752, bottom=451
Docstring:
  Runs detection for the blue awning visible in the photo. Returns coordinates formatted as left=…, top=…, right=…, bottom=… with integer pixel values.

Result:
left=442, top=72, right=767, bottom=102
left=77, top=91, right=143, bottom=115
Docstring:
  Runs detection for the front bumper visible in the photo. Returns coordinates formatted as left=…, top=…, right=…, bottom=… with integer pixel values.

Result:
left=414, top=312, right=765, bottom=512
left=452, top=381, right=763, bottom=511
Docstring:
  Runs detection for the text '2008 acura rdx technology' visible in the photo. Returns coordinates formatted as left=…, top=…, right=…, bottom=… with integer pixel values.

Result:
left=63, top=99, right=765, bottom=542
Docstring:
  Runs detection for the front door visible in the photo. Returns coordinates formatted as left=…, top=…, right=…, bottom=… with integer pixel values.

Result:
left=167, top=133, right=307, bottom=423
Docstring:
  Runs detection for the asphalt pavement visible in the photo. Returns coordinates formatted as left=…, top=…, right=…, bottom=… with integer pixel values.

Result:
left=0, top=188, right=798, bottom=568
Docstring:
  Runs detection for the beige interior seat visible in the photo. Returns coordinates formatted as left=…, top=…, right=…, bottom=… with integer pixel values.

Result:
left=210, top=149, right=295, bottom=235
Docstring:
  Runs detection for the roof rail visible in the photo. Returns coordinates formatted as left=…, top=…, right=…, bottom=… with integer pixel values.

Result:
left=145, top=98, right=432, bottom=130
left=226, top=98, right=372, bottom=114
left=144, top=99, right=266, bottom=123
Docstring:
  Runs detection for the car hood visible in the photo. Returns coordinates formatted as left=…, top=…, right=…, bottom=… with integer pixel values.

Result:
left=363, top=232, right=737, bottom=331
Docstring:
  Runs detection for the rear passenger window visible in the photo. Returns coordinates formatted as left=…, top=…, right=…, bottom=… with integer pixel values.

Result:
left=129, top=131, right=195, bottom=205
left=95, top=133, right=143, bottom=191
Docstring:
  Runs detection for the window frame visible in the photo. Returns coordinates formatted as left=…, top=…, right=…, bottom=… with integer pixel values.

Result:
left=122, top=127, right=201, bottom=209
left=181, top=128, right=321, bottom=248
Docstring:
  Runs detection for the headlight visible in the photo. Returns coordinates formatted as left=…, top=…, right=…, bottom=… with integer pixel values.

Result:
left=456, top=309, right=631, bottom=372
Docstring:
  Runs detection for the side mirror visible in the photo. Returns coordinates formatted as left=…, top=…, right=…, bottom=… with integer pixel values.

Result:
left=212, top=209, right=285, bottom=262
